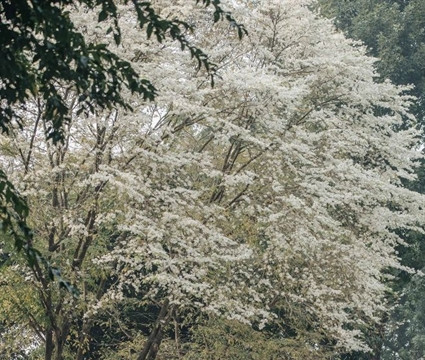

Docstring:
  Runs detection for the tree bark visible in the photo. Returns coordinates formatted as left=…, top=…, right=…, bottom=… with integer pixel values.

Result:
left=137, top=300, right=172, bottom=360
left=45, top=327, right=54, bottom=360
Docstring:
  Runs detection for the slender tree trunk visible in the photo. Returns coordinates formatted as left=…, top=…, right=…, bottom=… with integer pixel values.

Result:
left=53, top=320, right=70, bottom=360
left=137, top=300, right=172, bottom=360
left=45, top=327, right=54, bottom=360
left=174, top=311, right=181, bottom=358
left=53, top=335, right=64, bottom=360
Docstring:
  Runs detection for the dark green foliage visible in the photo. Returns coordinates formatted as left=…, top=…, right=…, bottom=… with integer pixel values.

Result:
left=2, top=0, right=144, bottom=142
left=0, top=0, right=245, bottom=143
left=0, top=168, right=34, bottom=260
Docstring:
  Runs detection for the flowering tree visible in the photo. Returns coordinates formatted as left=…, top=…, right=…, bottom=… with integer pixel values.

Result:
left=0, top=0, right=424, bottom=359
left=0, top=0, right=245, bottom=271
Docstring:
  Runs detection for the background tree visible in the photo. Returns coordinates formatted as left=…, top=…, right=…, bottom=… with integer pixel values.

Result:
left=317, top=0, right=425, bottom=121
left=317, top=0, right=425, bottom=358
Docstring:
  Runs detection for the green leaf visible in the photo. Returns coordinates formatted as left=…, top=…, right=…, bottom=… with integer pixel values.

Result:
left=98, top=10, right=108, bottom=22
left=147, top=23, right=154, bottom=39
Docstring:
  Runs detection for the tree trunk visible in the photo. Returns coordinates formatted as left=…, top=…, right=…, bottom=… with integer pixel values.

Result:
left=53, top=321, right=70, bottom=360
left=45, top=328, right=54, bottom=360
left=137, top=300, right=172, bottom=360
